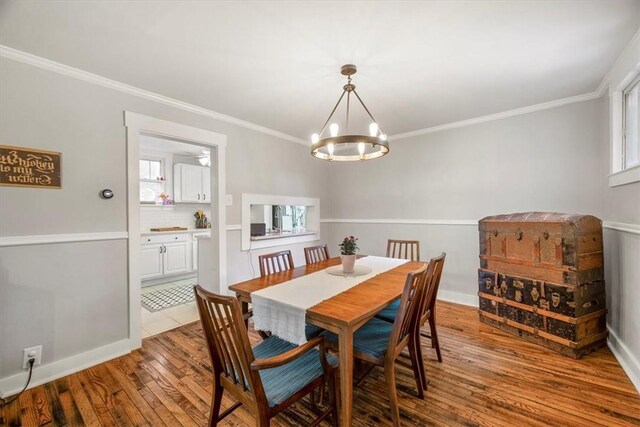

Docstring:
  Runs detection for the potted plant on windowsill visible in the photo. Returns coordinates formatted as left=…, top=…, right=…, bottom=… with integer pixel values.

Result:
left=339, top=235, right=359, bottom=274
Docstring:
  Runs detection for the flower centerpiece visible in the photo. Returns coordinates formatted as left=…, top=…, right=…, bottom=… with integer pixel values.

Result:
left=338, top=235, right=359, bottom=273
left=159, top=192, right=173, bottom=205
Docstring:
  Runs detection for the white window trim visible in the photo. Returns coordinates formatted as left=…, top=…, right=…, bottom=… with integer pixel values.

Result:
left=139, top=151, right=172, bottom=203
left=608, top=30, right=640, bottom=187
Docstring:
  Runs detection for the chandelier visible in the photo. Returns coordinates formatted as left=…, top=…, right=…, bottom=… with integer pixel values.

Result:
left=310, top=64, right=389, bottom=161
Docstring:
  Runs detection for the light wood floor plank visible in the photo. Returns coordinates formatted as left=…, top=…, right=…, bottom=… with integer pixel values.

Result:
left=1, top=301, right=638, bottom=426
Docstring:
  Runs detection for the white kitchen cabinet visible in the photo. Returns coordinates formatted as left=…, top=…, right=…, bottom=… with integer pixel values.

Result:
left=163, top=241, right=190, bottom=275
left=140, top=243, right=164, bottom=280
left=174, top=163, right=211, bottom=203
left=141, top=233, right=191, bottom=283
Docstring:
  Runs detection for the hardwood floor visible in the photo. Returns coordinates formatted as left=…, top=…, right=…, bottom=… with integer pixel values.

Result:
left=2, top=301, right=639, bottom=426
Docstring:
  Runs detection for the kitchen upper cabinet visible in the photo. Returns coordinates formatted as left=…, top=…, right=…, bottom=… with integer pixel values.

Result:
left=174, top=163, right=211, bottom=203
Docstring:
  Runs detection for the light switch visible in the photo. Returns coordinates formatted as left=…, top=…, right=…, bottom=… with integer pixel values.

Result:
left=225, top=194, right=233, bottom=206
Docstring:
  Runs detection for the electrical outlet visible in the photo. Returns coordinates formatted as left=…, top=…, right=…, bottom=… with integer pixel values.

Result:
left=225, top=194, right=233, bottom=206
left=22, top=345, right=42, bottom=370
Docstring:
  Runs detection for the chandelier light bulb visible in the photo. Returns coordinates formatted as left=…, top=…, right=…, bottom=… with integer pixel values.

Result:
left=358, top=142, right=365, bottom=159
left=330, top=123, right=339, bottom=137
left=369, top=122, right=379, bottom=137
left=328, top=143, right=335, bottom=156
left=311, top=133, right=319, bottom=144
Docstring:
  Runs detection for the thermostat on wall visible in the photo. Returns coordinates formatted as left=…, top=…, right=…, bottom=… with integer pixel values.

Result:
left=100, top=189, right=114, bottom=199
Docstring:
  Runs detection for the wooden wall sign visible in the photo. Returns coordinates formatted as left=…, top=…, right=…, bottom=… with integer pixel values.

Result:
left=0, top=145, right=61, bottom=189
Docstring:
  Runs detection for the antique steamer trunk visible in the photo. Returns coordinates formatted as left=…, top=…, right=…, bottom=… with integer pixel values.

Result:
left=478, top=212, right=607, bottom=358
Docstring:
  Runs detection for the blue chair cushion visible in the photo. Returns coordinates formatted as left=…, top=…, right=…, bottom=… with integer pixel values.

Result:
left=321, top=317, right=394, bottom=360
left=375, top=299, right=400, bottom=323
left=305, top=324, right=324, bottom=340
left=252, top=336, right=336, bottom=407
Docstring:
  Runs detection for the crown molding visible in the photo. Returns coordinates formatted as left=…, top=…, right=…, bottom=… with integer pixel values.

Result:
left=389, top=88, right=605, bottom=141
left=0, top=44, right=618, bottom=145
left=0, top=45, right=308, bottom=146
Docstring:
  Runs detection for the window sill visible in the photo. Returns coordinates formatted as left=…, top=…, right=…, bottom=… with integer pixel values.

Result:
left=609, top=164, right=640, bottom=187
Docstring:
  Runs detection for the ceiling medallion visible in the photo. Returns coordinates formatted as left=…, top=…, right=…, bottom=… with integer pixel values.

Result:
left=310, top=64, right=389, bottom=161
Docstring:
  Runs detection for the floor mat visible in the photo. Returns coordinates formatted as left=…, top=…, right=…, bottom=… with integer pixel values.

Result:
left=141, top=281, right=196, bottom=312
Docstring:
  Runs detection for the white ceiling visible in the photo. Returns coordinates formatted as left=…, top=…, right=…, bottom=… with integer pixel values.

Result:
left=1, top=1, right=638, bottom=140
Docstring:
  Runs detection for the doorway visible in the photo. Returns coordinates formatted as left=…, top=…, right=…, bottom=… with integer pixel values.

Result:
left=125, top=112, right=227, bottom=350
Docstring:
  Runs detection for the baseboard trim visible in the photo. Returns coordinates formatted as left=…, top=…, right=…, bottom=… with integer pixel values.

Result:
left=437, top=290, right=479, bottom=308
left=607, top=326, right=640, bottom=394
left=0, top=339, right=130, bottom=398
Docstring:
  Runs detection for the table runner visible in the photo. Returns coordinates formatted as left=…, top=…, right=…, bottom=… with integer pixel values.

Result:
left=251, top=256, right=408, bottom=345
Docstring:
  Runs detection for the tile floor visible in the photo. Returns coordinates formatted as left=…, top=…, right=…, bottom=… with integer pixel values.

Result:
left=141, top=280, right=200, bottom=338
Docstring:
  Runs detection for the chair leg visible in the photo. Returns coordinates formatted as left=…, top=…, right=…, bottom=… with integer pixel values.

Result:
left=209, top=383, right=223, bottom=427
left=257, top=411, right=270, bottom=427
left=319, top=381, right=325, bottom=405
left=429, top=316, right=442, bottom=363
left=416, top=332, right=428, bottom=391
left=408, top=336, right=425, bottom=398
left=384, top=360, right=401, bottom=427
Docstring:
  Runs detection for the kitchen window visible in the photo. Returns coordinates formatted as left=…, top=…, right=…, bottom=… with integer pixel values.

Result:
left=623, top=74, right=640, bottom=169
left=139, top=158, right=166, bottom=202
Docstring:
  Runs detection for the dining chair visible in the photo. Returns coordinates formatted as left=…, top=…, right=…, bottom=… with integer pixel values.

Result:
left=258, top=249, right=322, bottom=341
left=304, top=244, right=330, bottom=264
left=376, top=253, right=446, bottom=367
left=194, top=285, right=338, bottom=427
left=321, top=264, right=431, bottom=426
left=258, top=250, right=294, bottom=277
left=386, top=239, right=420, bottom=261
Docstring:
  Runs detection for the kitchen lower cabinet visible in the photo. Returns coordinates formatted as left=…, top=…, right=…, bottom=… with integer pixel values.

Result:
left=163, top=241, right=189, bottom=275
left=140, top=233, right=191, bottom=283
left=140, top=243, right=164, bottom=280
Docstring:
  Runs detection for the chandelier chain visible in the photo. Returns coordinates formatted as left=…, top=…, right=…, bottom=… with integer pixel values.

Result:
left=352, top=89, right=379, bottom=129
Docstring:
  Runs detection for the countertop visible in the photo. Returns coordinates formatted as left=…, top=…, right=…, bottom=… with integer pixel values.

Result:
left=140, top=228, right=211, bottom=236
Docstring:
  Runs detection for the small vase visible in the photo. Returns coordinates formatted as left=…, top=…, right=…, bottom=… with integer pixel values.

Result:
left=340, top=254, right=357, bottom=274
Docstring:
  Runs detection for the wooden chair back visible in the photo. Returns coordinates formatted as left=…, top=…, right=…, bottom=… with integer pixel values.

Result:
left=386, top=239, right=420, bottom=261
left=258, top=250, right=294, bottom=277
left=194, top=285, right=265, bottom=406
left=419, top=253, right=446, bottom=320
left=386, top=263, right=430, bottom=359
left=304, top=244, right=330, bottom=264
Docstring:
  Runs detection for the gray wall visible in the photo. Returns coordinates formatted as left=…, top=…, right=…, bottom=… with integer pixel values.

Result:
left=0, top=57, right=330, bottom=381
left=598, top=94, right=640, bottom=388
left=326, top=99, right=606, bottom=300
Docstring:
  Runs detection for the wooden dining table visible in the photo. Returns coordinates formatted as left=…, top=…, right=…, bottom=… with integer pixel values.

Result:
left=228, top=256, right=425, bottom=427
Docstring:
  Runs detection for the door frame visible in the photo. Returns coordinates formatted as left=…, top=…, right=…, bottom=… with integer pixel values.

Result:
left=125, top=112, right=227, bottom=350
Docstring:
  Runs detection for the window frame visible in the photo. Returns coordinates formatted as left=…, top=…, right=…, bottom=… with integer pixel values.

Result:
left=622, top=73, right=640, bottom=170
left=139, top=155, right=167, bottom=203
